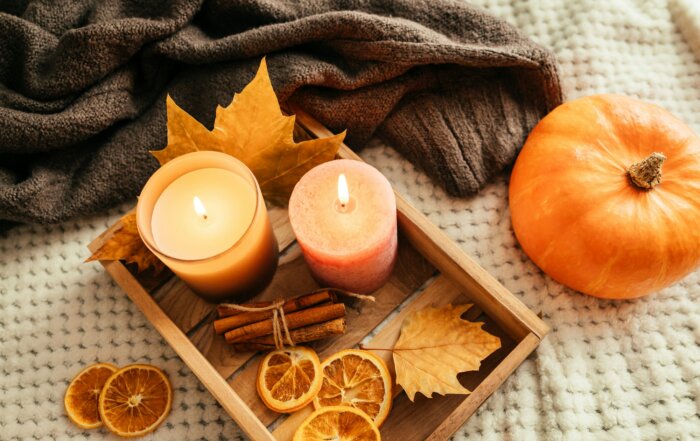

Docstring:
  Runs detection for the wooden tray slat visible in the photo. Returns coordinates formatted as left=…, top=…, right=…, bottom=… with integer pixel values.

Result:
left=271, top=274, right=468, bottom=440
left=425, top=333, right=540, bottom=440
left=380, top=316, right=516, bottom=441
left=269, top=206, right=296, bottom=252
left=226, top=234, right=436, bottom=427
left=89, top=106, right=549, bottom=441
left=152, top=278, right=212, bottom=333
left=187, top=245, right=319, bottom=380
left=95, top=261, right=277, bottom=441
left=186, top=316, right=243, bottom=377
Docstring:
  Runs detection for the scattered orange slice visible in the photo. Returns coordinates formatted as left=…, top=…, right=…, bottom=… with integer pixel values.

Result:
left=64, top=363, right=118, bottom=429
left=294, top=405, right=381, bottom=441
left=98, top=364, right=172, bottom=438
left=257, top=346, right=323, bottom=413
left=313, top=349, right=392, bottom=427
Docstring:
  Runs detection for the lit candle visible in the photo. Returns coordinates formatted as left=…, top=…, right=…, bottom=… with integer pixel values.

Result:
left=289, top=159, right=398, bottom=293
left=137, top=151, right=279, bottom=301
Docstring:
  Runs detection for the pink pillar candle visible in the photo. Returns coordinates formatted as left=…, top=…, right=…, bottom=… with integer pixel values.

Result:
left=289, top=159, right=398, bottom=293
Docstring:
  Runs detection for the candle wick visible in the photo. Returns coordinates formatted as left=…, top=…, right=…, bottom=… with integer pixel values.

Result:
left=203, top=214, right=208, bottom=221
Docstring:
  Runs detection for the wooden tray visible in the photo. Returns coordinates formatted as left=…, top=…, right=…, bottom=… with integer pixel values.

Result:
left=88, top=105, right=549, bottom=441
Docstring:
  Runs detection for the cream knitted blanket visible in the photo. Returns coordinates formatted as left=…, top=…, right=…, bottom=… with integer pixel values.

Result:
left=1, top=0, right=699, bottom=439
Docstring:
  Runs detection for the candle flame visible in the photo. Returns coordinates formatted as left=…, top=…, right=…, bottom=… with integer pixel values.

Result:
left=338, top=173, right=349, bottom=206
left=193, top=196, right=208, bottom=220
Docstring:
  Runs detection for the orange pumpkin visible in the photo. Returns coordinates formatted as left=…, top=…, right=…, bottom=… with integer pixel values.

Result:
left=509, top=94, right=700, bottom=299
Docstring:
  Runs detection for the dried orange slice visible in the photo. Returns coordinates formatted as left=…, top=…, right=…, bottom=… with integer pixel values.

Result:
left=314, top=349, right=392, bottom=427
left=294, top=405, right=381, bottom=441
left=257, top=346, right=322, bottom=413
left=98, top=364, right=172, bottom=438
left=64, top=363, right=118, bottom=429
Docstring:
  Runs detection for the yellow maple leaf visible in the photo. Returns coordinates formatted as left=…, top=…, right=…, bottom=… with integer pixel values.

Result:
left=150, top=95, right=226, bottom=164
left=393, top=304, right=501, bottom=401
left=86, top=212, right=165, bottom=274
left=151, top=58, right=345, bottom=204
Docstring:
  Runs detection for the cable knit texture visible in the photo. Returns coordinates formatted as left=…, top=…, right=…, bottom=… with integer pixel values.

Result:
left=2, top=0, right=700, bottom=440
left=0, top=0, right=561, bottom=226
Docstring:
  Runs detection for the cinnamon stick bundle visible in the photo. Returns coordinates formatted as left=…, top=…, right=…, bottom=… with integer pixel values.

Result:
left=215, top=289, right=354, bottom=351
left=214, top=290, right=335, bottom=334
left=225, top=303, right=346, bottom=344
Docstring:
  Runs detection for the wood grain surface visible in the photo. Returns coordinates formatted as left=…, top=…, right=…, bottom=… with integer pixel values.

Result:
left=88, top=108, right=548, bottom=441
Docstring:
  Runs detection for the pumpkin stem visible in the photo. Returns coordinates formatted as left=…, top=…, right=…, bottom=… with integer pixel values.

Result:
left=628, top=152, right=666, bottom=189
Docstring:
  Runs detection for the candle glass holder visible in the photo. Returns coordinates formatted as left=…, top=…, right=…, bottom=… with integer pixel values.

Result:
left=137, top=151, right=279, bottom=302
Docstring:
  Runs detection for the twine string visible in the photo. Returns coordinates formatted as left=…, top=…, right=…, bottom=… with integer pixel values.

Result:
left=272, top=308, right=281, bottom=350
left=337, top=291, right=375, bottom=302
left=219, top=298, right=292, bottom=350
left=219, top=300, right=284, bottom=313
left=278, top=307, right=294, bottom=347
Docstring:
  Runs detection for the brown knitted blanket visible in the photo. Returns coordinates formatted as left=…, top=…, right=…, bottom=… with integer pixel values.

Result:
left=0, top=0, right=561, bottom=228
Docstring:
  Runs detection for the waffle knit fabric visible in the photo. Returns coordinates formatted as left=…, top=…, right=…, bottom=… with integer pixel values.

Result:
left=1, top=0, right=700, bottom=440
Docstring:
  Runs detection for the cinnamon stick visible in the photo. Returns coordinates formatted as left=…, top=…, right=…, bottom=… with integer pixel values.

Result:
left=231, top=318, right=347, bottom=352
left=225, top=303, right=346, bottom=343
left=214, top=290, right=335, bottom=334
left=243, top=318, right=346, bottom=345
left=231, top=342, right=275, bottom=352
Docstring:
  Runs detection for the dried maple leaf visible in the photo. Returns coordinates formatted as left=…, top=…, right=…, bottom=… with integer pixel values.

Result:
left=86, top=212, right=165, bottom=274
left=151, top=58, right=345, bottom=204
left=393, top=304, right=501, bottom=401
